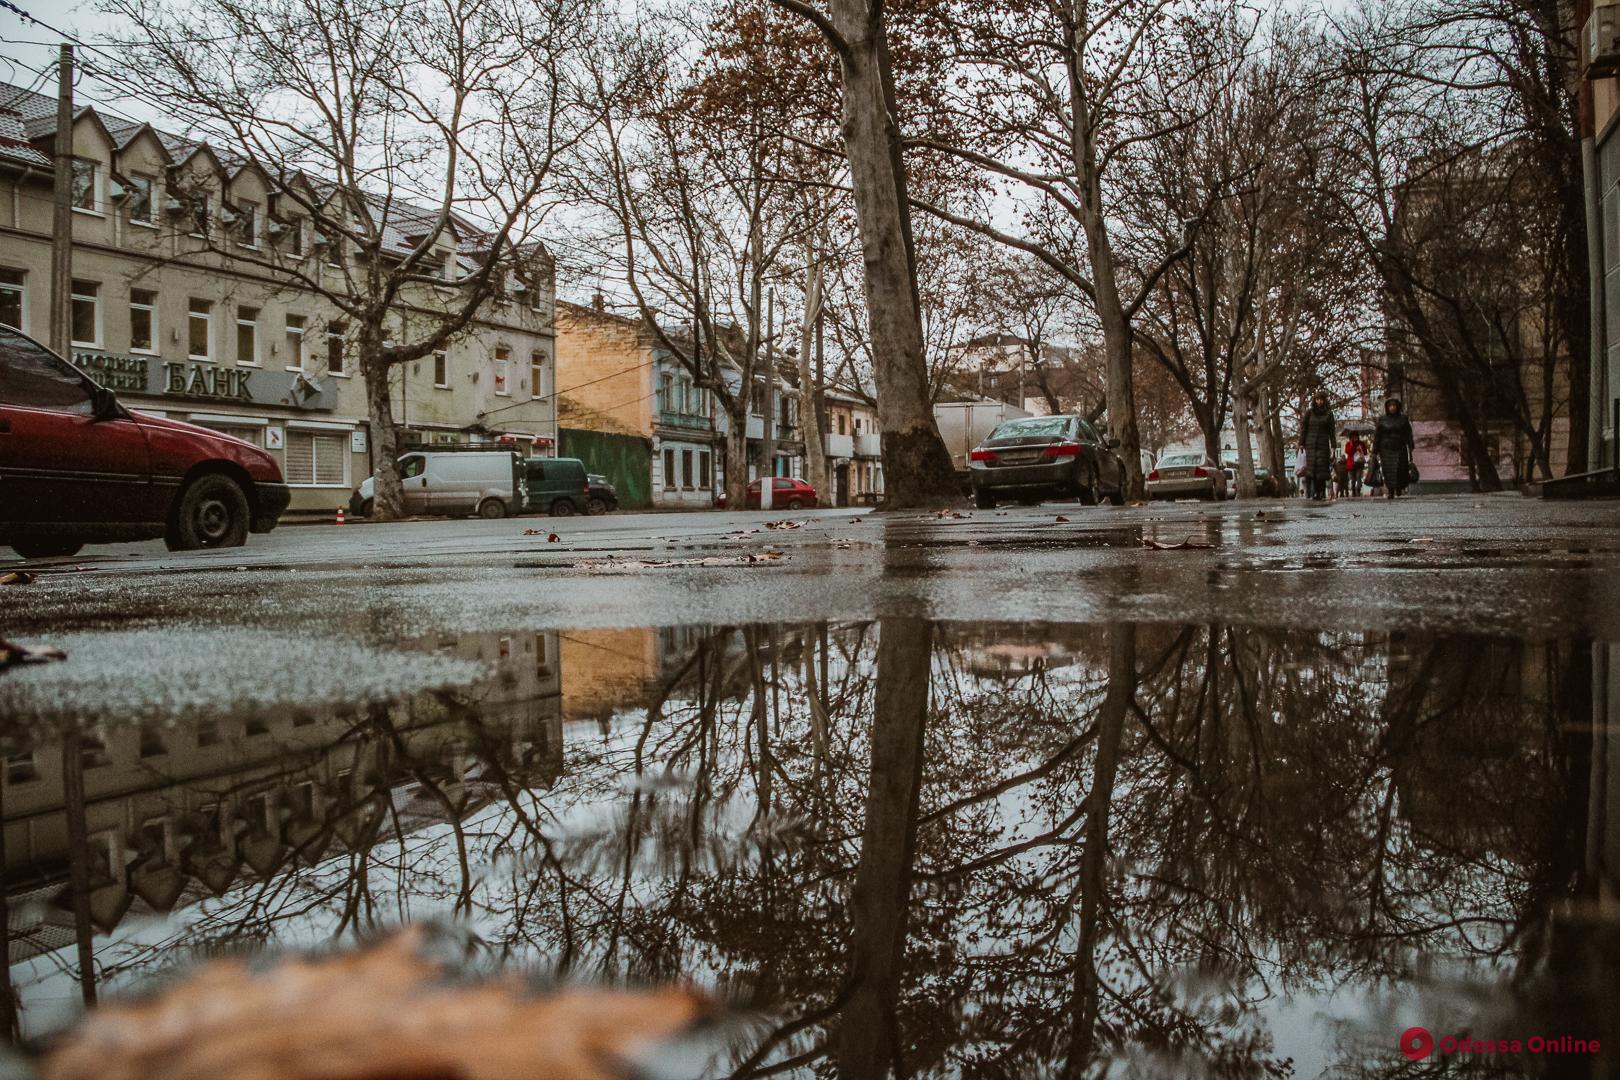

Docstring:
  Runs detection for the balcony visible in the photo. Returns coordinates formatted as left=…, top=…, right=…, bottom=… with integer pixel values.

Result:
left=854, top=433, right=881, bottom=457
left=658, top=410, right=713, bottom=432
left=824, top=432, right=854, bottom=459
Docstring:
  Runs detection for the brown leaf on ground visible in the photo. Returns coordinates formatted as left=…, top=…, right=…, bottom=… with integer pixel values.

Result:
left=1140, top=536, right=1214, bottom=551
left=1054, top=516, right=1070, bottom=523
left=0, top=639, right=66, bottom=667
left=931, top=508, right=967, bottom=520
left=848, top=518, right=862, bottom=524
left=764, top=520, right=801, bottom=530
left=1409, top=537, right=1436, bottom=544
left=1, top=571, right=36, bottom=585
left=41, top=930, right=713, bottom=1080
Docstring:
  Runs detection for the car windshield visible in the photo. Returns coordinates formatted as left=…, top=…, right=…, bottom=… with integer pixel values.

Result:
left=990, top=417, right=1068, bottom=439
left=1158, top=453, right=1203, bottom=467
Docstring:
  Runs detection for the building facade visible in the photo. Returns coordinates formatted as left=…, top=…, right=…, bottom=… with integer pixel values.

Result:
left=821, top=388, right=884, bottom=504
left=0, top=83, right=556, bottom=516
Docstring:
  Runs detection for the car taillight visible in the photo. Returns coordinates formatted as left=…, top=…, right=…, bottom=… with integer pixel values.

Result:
left=1147, top=469, right=1160, bottom=481
left=1193, top=466, right=1208, bottom=477
left=969, top=449, right=998, bottom=462
left=1040, top=442, right=1081, bottom=460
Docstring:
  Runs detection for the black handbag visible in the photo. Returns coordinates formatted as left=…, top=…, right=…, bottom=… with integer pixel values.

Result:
left=1407, top=461, right=1420, bottom=484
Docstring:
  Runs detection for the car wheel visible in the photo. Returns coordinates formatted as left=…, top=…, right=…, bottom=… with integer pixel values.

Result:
left=786, top=498, right=803, bottom=510
left=549, top=498, right=575, bottom=517
left=167, top=474, right=250, bottom=551
left=974, top=489, right=996, bottom=510
left=359, top=498, right=375, bottom=518
left=586, top=496, right=609, bottom=515
left=478, top=498, right=509, bottom=519
left=1078, top=466, right=1100, bottom=506
left=10, top=538, right=85, bottom=560
left=1108, top=483, right=1126, bottom=506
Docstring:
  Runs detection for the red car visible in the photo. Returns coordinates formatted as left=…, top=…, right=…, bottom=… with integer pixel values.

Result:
left=715, top=476, right=819, bottom=510
left=1, top=326, right=290, bottom=559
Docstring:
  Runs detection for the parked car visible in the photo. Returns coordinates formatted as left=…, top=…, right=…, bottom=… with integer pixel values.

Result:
left=967, top=414, right=1126, bottom=509
left=585, top=473, right=619, bottom=515
left=716, top=476, right=819, bottom=510
left=521, top=456, right=590, bottom=516
left=1146, top=451, right=1228, bottom=500
left=351, top=450, right=525, bottom=519
left=0, top=325, right=289, bottom=558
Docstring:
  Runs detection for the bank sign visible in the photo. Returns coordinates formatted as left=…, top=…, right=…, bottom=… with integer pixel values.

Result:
left=73, top=350, right=336, bottom=412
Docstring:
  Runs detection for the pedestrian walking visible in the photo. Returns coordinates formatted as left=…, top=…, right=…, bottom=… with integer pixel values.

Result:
left=1297, top=393, right=1337, bottom=501
left=1372, top=397, right=1416, bottom=499
left=1345, top=434, right=1368, bottom=496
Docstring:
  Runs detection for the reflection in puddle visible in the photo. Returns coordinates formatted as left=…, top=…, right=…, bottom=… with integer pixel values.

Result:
left=3, top=623, right=1617, bottom=1077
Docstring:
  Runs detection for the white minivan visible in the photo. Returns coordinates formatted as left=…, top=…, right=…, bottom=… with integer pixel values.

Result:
left=350, top=450, right=526, bottom=519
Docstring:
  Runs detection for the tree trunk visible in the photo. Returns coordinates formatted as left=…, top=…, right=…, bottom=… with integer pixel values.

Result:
left=1232, top=386, right=1258, bottom=499
left=1081, top=206, right=1145, bottom=501
left=834, top=616, right=932, bottom=1079
left=724, top=405, right=750, bottom=507
left=797, top=253, right=828, bottom=496
left=361, top=348, right=404, bottom=519
left=826, top=0, right=959, bottom=508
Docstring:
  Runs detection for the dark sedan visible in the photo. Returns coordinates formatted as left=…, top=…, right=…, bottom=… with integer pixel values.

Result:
left=968, top=414, right=1126, bottom=509
left=586, top=473, right=618, bottom=515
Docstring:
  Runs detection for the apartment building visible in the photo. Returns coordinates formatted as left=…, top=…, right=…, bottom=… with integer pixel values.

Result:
left=0, top=82, right=556, bottom=514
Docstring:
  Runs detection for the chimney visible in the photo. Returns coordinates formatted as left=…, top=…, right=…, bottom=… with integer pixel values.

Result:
left=591, top=292, right=605, bottom=312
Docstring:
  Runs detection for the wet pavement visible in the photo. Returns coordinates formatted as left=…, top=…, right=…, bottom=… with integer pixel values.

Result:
left=2, top=495, right=1619, bottom=1076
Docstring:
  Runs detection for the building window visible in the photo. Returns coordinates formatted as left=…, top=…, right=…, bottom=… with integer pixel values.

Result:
left=129, top=288, right=156, bottom=353
left=837, top=414, right=847, bottom=435
left=127, top=174, right=154, bottom=225
left=188, top=298, right=213, bottom=359
left=5, top=750, right=38, bottom=784
left=0, top=268, right=23, bottom=330
left=659, top=371, right=674, bottom=413
left=681, top=448, right=694, bottom=489
left=236, top=305, right=260, bottom=366
left=196, top=422, right=262, bottom=446
left=80, top=734, right=109, bottom=770
left=235, top=200, right=259, bottom=247
left=286, top=218, right=304, bottom=256
left=71, top=158, right=97, bottom=211
left=139, top=722, right=168, bottom=758
left=190, top=191, right=211, bottom=237
left=70, top=279, right=99, bottom=346
left=663, top=447, right=676, bottom=490
left=434, top=350, right=449, bottom=388
left=530, top=350, right=545, bottom=401
left=326, top=322, right=346, bottom=375
left=699, top=450, right=711, bottom=489
left=284, top=430, right=348, bottom=486
left=535, top=633, right=550, bottom=678
left=285, top=314, right=306, bottom=370
left=494, top=346, right=509, bottom=395
left=196, top=720, right=220, bottom=747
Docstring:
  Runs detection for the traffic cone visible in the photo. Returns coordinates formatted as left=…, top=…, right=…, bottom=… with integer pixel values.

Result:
left=336, top=506, right=345, bottom=525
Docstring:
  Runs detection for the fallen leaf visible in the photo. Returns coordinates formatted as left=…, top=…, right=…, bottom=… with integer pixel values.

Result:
left=1, top=571, right=36, bottom=585
left=849, top=518, right=863, bottom=524
left=765, top=520, right=802, bottom=530
left=549, top=534, right=560, bottom=543
left=0, top=638, right=66, bottom=668
left=1409, top=537, right=1436, bottom=544
left=523, top=528, right=545, bottom=536
left=41, top=928, right=713, bottom=1080
left=1054, top=515, right=1070, bottom=523
left=1140, top=537, right=1214, bottom=551
left=931, top=508, right=967, bottom=520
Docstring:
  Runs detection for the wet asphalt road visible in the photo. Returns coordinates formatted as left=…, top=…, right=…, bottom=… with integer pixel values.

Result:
left=3, top=492, right=1620, bottom=723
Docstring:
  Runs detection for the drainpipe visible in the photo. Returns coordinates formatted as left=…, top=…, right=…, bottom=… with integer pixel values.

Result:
left=1582, top=2, right=1610, bottom=470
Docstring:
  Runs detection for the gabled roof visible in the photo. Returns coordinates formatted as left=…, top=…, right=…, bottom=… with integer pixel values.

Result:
left=0, top=107, right=50, bottom=168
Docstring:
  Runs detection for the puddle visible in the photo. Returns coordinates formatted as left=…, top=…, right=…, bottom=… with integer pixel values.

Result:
left=2, top=621, right=1616, bottom=1077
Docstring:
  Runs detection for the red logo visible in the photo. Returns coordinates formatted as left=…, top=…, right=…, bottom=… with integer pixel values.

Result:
left=1401, top=1027, right=1435, bottom=1060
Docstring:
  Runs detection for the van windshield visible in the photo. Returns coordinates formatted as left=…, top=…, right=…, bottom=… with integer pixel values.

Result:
left=400, top=456, right=425, bottom=479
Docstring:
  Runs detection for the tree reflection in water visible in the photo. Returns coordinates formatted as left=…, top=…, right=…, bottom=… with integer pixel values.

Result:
left=1, top=623, right=1606, bottom=1078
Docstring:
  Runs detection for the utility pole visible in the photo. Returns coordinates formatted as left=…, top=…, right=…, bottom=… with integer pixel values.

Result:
left=761, top=288, right=776, bottom=511
left=49, top=44, right=74, bottom=356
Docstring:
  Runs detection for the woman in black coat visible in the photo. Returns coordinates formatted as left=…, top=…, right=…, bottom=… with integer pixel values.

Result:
left=1372, top=397, right=1416, bottom=498
left=1297, top=393, right=1336, bottom=500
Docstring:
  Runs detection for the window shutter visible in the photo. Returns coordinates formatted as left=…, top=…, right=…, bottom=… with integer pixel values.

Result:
left=285, top=432, right=316, bottom=484
left=314, top=434, right=346, bottom=485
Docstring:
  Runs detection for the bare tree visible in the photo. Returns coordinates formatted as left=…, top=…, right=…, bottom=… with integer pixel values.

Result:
left=106, top=0, right=600, bottom=518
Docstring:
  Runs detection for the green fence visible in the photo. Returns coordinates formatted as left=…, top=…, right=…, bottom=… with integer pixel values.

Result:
left=559, top=428, right=653, bottom=509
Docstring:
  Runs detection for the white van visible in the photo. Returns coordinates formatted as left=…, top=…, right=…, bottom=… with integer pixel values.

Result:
left=350, top=450, right=526, bottom=519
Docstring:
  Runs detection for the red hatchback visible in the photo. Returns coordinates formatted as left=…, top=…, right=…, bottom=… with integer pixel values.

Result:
left=717, top=476, right=818, bottom=510
left=1, top=326, right=290, bottom=559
